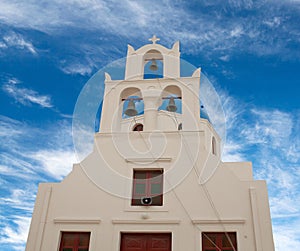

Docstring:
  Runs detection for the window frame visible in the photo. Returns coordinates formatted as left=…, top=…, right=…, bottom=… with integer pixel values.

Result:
left=202, top=232, right=237, bottom=251
left=131, top=169, right=163, bottom=206
left=59, top=231, right=91, bottom=251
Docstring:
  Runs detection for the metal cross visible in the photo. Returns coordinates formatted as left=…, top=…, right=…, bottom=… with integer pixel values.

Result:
left=149, top=35, right=160, bottom=44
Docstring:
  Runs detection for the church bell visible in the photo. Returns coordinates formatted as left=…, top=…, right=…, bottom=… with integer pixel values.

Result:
left=166, top=97, right=177, bottom=112
left=124, top=99, right=138, bottom=116
left=149, top=59, right=158, bottom=71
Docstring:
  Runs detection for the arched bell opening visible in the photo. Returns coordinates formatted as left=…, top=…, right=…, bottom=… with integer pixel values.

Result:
left=120, top=88, right=144, bottom=119
left=132, top=123, right=144, bottom=131
left=159, top=85, right=182, bottom=114
left=212, top=136, right=217, bottom=155
left=143, top=49, right=164, bottom=79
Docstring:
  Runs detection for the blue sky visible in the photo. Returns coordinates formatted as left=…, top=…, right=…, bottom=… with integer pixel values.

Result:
left=0, top=0, right=299, bottom=250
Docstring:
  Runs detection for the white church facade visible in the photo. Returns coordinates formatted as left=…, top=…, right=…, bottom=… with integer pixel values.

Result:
left=26, top=36, right=274, bottom=251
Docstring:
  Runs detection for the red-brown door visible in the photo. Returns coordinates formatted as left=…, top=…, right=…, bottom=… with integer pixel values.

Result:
left=120, top=233, right=171, bottom=251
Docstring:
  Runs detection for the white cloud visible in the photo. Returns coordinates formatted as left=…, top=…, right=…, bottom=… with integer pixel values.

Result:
left=0, top=216, right=31, bottom=246
left=222, top=140, right=245, bottom=162
left=241, top=109, right=294, bottom=151
left=2, top=78, right=53, bottom=108
left=230, top=26, right=244, bottom=38
left=0, top=0, right=299, bottom=60
left=60, top=63, right=94, bottom=76
left=0, top=152, right=37, bottom=179
left=214, top=89, right=300, bottom=228
left=258, top=156, right=300, bottom=218
left=0, top=116, right=77, bottom=248
left=0, top=115, right=23, bottom=138
left=219, top=55, right=230, bottom=62
left=286, top=144, right=300, bottom=163
left=0, top=116, right=75, bottom=180
left=273, top=218, right=300, bottom=250
left=1, top=188, right=35, bottom=212
left=0, top=42, right=7, bottom=48
left=0, top=117, right=41, bottom=180
left=263, top=16, right=282, bottom=27
left=29, top=149, right=76, bottom=179
left=270, top=196, right=299, bottom=219
left=2, top=32, right=37, bottom=54
left=72, top=124, right=95, bottom=162
left=226, top=0, right=255, bottom=9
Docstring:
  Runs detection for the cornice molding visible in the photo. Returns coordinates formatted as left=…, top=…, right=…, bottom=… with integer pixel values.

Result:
left=53, top=218, right=101, bottom=224
left=112, top=219, right=180, bottom=224
left=192, top=219, right=246, bottom=225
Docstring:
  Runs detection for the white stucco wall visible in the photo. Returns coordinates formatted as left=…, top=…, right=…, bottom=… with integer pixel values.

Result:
left=26, top=129, right=274, bottom=251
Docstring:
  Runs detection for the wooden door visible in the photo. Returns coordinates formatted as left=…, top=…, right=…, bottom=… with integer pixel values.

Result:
left=120, top=233, right=171, bottom=251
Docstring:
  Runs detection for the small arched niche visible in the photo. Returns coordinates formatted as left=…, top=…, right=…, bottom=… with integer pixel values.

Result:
left=132, top=123, right=144, bottom=131
left=120, top=87, right=144, bottom=119
left=159, top=85, right=182, bottom=114
left=212, top=136, right=217, bottom=155
left=143, top=49, right=164, bottom=79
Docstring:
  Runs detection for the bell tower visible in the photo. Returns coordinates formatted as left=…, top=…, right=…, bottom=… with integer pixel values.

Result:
left=99, top=35, right=202, bottom=133
left=26, top=36, right=275, bottom=251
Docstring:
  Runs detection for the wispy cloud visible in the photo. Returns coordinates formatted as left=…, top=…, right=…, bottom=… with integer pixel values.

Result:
left=2, top=77, right=53, bottom=108
left=1, top=32, right=37, bottom=54
left=241, top=109, right=293, bottom=147
left=0, top=0, right=299, bottom=61
left=0, top=42, right=7, bottom=48
left=222, top=140, right=245, bottom=162
left=263, top=16, right=282, bottom=28
left=0, top=115, right=23, bottom=138
left=1, top=188, right=36, bottom=212
left=0, top=0, right=298, bottom=78
left=207, top=83, right=299, bottom=207
left=273, top=218, right=300, bottom=250
left=219, top=91, right=300, bottom=249
left=29, top=149, right=76, bottom=179
left=0, top=216, right=31, bottom=245
left=60, top=62, right=94, bottom=76
left=0, top=116, right=75, bottom=180
left=0, top=116, right=76, bottom=249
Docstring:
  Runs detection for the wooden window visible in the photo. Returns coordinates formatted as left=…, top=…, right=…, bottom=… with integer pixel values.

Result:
left=121, top=233, right=171, bottom=251
left=59, top=232, right=90, bottom=251
left=132, top=170, right=163, bottom=206
left=202, top=232, right=237, bottom=251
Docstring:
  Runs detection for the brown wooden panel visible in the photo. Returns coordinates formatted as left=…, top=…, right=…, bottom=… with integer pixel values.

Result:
left=202, top=232, right=237, bottom=251
left=59, top=232, right=90, bottom=251
left=121, top=233, right=171, bottom=251
left=121, top=234, right=146, bottom=251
